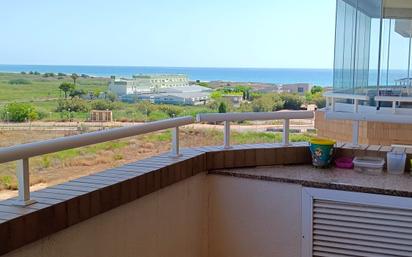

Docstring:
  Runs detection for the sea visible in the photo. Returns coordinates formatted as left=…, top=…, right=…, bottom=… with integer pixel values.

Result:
left=0, top=64, right=333, bottom=86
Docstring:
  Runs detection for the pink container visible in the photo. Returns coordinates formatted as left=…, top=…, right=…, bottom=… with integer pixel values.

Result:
left=335, top=157, right=354, bottom=169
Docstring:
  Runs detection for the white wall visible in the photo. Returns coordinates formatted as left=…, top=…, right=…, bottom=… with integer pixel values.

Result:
left=208, top=175, right=302, bottom=257
left=4, top=173, right=209, bottom=257
left=4, top=174, right=303, bottom=257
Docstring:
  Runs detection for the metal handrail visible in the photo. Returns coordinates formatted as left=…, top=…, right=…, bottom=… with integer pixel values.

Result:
left=0, top=116, right=193, bottom=206
left=196, top=111, right=314, bottom=123
left=0, top=116, right=193, bottom=163
left=196, top=111, right=314, bottom=149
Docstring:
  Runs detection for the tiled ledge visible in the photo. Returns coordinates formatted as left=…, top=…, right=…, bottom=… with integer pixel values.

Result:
left=0, top=143, right=311, bottom=256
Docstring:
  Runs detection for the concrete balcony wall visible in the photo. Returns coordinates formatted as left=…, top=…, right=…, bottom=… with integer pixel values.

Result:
left=208, top=176, right=302, bottom=257
left=3, top=173, right=209, bottom=257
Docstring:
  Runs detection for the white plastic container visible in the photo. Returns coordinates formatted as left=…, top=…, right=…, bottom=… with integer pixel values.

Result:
left=353, top=157, right=385, bottom=174
left=387, top=152, right=406, bottom=175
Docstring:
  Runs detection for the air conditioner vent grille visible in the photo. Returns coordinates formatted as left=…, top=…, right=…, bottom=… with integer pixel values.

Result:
left=313, top=199, right=412, bottom=257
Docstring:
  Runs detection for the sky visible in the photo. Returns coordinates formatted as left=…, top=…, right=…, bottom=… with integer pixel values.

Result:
left=0, top=0, right=336, bottom=69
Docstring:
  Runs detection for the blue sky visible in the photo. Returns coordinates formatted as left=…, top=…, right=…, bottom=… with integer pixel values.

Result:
left=0, top=0, right=336, bottom=68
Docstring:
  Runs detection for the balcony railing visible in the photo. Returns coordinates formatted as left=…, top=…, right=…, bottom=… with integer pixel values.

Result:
left=196, top=111, right=314, bottom=148
left=0, top=111, right=314, bottom=206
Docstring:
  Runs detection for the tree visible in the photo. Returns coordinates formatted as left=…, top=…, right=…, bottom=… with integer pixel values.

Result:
left=59, top=82, right=75, bottom=99
left=106, top=92, right=117, bottom=102
left=218, top=102, right=227, bottom=113
left=71, top=73, right=79, bottom=84
left=311, top=85, right=324, bottom=95
left=312, top=92, right=326, bottom=108
left=252, top=93, right=284, bottom=112
left=3, top=103, right=38, bottom=122
left=69, top=89, right=86, bottom=99
left=280, top=93, right=304, bottom=110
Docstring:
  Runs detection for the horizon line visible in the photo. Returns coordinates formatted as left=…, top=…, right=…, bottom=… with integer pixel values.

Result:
left=0, top=63, right=334, bottom=70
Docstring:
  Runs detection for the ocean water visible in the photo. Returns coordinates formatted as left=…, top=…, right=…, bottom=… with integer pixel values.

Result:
left=0, top=64, right=334, bottom=86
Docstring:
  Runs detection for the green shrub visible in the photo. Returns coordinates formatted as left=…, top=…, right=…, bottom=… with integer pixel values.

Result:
left=252, top=93, right=284, bottom=112
left=148, top=111, right=169, bottom=121
left=158, top=105, right=183, bottom=117
left=8, top=79, right=31, bottom=85
left=218, top=102, right=227, bottom=113
left=312, top=93, right=326, bottom=108
left=91, top=100, right=117, bottom=110
left=0, top=175, right=16, bottom=190
left=56, top=99, right=90, bottom=112
left=280, top=93, right=304, bottom=110
left=43, top=72, right=55, bottom=78
left=2, top=102, right=38, bottom=122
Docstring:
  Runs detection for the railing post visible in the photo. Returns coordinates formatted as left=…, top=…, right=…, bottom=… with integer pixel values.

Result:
left=354, top=99, right=359, bottom=113
left=15, top=159, right=36, bottom=206
left=171, top=126, right=181, bottom=157
left=282, top=119, right=290, bottom=146
left=223, top=121, right=231, bottom=149
left=331, top=97, right=336, bottom=112
left=352, top=120, right=360, bottom=148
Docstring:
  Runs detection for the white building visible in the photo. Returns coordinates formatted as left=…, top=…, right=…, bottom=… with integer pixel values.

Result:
left=108, top=74, right=190, bottom=96
left=133, top=92, right=210, bottom=106
left=279, top=83, right=313, bottom=95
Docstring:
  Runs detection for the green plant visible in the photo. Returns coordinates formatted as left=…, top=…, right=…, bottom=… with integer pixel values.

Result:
left=43, top=72, right=56, bottom=78
left=113, top=153, right=124, bottom=160
left=91, top=100, right=117, bottom=110
left=59, top=82, right=75, bottom=99
left=8, top=79, right=31, bottom=85
left=71, top=73, right=79, bottom=84
left=312, top=92, right=326, bottom=108
left=311, top=85, right=324, bottom=94
left=280, top=93, right=304, bottom=110
left=56, top=99, right=90, bottom=112
left=252, top=93, right=284, bottom=112
left=41, top=156, right=51, bottom=168
left=218, top=102, right=227, bottom=113
left=148, top=111, right=169, bottom=121
left=0, top=175, right=16, bottom=190
left=2, top=102, right=38, bottom=122
left=69, top=89, right=86, bottom=99
left=158, top=105, right=183, bottom=117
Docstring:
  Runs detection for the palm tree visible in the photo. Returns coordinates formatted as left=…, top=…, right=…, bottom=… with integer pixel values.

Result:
left=71, top=73, right=79, bottom=85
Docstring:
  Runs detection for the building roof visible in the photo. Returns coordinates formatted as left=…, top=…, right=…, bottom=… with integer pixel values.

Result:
left=160, top=85, right=212, bottom=93
left=139, top=91, right=210, bottom=100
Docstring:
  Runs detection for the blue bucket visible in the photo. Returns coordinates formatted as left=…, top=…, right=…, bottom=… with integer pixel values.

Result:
left=310, top=138, right=336, bottom=168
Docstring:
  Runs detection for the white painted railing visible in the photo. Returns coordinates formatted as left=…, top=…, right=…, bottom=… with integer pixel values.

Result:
left=323, top=92, right=369, bottom=113
left=0, top=116, right=194, bottom=206
left=196, top=111, right=314, bottom=148
left=0, top=111, right=315, bottom=206
left=375, top=96, right=412, bottom=113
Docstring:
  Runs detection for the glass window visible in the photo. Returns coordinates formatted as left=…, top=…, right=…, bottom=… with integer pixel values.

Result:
left=333, top=0, right=382, bottom=98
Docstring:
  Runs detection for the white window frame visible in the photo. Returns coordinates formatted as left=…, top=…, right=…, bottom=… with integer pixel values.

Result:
left=301, top=187, right=412, bottom=257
